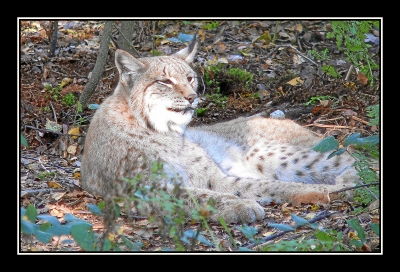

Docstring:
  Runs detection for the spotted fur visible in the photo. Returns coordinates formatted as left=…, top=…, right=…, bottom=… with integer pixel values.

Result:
left=81, top=38, right=358, bottom=224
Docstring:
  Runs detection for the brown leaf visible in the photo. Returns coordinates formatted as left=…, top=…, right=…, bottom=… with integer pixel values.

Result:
left=286, top=77, right=304, bottom=86
left=47, top=181, right=63, bottom=189
left=357, top=73, right=368, bottom=86
left=215, top=42, right=226, bottom=53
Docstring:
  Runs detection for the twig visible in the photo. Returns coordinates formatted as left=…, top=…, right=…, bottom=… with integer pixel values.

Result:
left=20, top=188, right=66, bottom=197
left=351, top=116, right=370, bottom=125
left=49, top=101, right=57, bottom=122
left=288, top=45, right=318, bottom=66
left=21, top=155, right=74, bottom=173
left=345, top=64, right=354, bottom=81
left=245, top=210, right=336, bottom=249
left=304, top=123, right=355, bottom=129
left=24, top=125, right=84, bottom=138
left=330, top=182, right=379, bottom=194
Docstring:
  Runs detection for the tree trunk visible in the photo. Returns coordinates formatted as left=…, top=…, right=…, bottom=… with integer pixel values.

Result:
left=48, top=21, right=58, bottom=57
left=78, top=21, right=113, bottom=109
left=116, top=21, right=135, bottom=52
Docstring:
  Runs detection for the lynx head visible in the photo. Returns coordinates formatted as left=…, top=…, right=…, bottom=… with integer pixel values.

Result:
left=114, top=36, right=199, bottom=134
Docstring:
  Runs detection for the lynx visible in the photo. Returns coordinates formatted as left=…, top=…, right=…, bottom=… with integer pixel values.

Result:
left=81, top=37, right=358, bottom=223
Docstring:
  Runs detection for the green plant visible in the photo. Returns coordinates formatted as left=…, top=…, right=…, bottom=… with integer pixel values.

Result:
left=366, top=104, right=379, bottom=126
left=20, top=134, right=29, bottom=148
left=203, top=64, right=254, bottom=108
left=226, top=67, right=253, bottom=89
left=240, top=213, right=351, bottom=252
left=312, top=103, right=380, bottom=206
left=21, top=203, right=141, bottom=251
left=327, top=20, right=380, bottom=86
left=202, top=21, right=219, bottom=30
left=205, top=92, right=228, bottom=109
left=37, top=171, right=57, bottom=180
left=310, top=48, right=331, bottom=61
left=62, top=93, right=76, bottom=106
left=195, top=107, right=207, bottom=116
left=347, top=218, right=380, bottom=250
left=304, top=95, right=337, bottom=106
left=45, top=84, right=62, bottom=100
left=322, top=65, right=340, bottom=78
left=21, top=161, right=219, bottom=252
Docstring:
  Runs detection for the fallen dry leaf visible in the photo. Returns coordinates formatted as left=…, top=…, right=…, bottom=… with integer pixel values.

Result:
left=67, top=143, right=78, bottom=155
left=357, top=73, right=368, bottom=86
left=286, top=77, right=304, bottom=86
left=47, top=181, right=63, bottom=189
left=68, top=126, right=80, bottom=139
left=52, top=192, right=66, bottom=201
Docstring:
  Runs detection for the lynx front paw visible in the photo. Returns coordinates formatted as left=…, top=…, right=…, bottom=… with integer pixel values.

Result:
left=213, top=198, right=265, bottom=224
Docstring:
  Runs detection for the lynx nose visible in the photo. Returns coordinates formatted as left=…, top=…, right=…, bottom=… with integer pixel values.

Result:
left=186, top=94, right=197, bottom=104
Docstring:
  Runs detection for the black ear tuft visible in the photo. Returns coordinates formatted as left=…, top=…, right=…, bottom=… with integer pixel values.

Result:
left=188, top=32, right=197, bottom=54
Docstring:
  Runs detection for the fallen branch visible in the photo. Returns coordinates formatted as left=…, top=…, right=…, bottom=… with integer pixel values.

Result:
left=24, top=125, right=84, bottom=138
left=288, top=45, right=318, bottom=66
left=351, top=116, right=370, bottom=125
left=244, top=210, right=336, bottom=249
left=304, top=123, right=355, bottom=129
left=345, top=64, right=354, bottom=81
left=20, top=188, right=66, bottom=198
left=21, top=155, right=74, bottom=173
left=330, top=182, right=380, bottom=194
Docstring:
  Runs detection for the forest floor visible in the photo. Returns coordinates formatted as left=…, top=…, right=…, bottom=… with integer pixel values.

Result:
left=19, top=19, right=381, bottom=253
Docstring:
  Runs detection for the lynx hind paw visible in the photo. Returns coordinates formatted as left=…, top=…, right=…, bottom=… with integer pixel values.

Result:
left=213, top=198, right=265, bottom=224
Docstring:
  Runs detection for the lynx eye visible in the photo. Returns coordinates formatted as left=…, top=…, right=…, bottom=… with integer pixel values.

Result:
left=159, top=79, right=173, bottom=85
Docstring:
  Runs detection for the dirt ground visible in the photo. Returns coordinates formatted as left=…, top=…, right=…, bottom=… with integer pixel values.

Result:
left=19, top=19, right=381, bottom=253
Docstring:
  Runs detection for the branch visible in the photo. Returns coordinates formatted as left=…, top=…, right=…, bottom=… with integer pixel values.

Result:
left=330, top=182, right=379, bottom=194
left=244, top=210, right=336, bottom=249
left=21, top=155, right=74, bottom=173
left=79, top=21, right=114, bottom=109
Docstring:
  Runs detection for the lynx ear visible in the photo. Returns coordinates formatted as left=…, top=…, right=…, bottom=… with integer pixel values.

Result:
left=115, top=49, right=146, bottom=90
left=115, top=49, right=146, bottom=76
left=172, top=33, right=199, bottom=63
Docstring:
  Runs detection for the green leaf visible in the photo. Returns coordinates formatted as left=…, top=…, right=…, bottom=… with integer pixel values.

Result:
left=312, top=136, right=339, bottom=153
left=70, top=222, right=95, bottom=251
left=38, top=222, right=52, bottom=232
left=238, top=247, right=254, bottom=252
left=196, top=235, right=214, bottom=247
left=343, top=133, right=361, bottom=146
left=114, top=204, right=121, bottom=217
left=370, top=223, right=380, bottom=236
left=97, top=238, right=112, bottom=251
left=327, top=148, right=345, bottom=159
left=64, top=213, right=87, bottom=223
left=290, top=213, right=309, bottom=227
left=86, top=204, right=102, bottom=215
left=268, top=223, right=295, bottom=232
left=21, top=219, right=38, bottom=234
left=25, top=204, right=37, bottom=223
left=356, top=135, right=380, bottom=146
left=121, top=236, right=143, bottom=251
left=34, top=229, right=53, bottom=243
left=37, top=214, right=61, bottom=226
left=314, top=230, right=335, bottom=242
left=20, top=134, right=29, bottom=147
left=45, top=224, right=71, bottom=236
left=235, top=225, right=259, bottom=240
left=322, top=65, right=339, bottom=78
left=347, top=218, right=366, bottom=242
left=219, top=216, right=237, bottom=249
